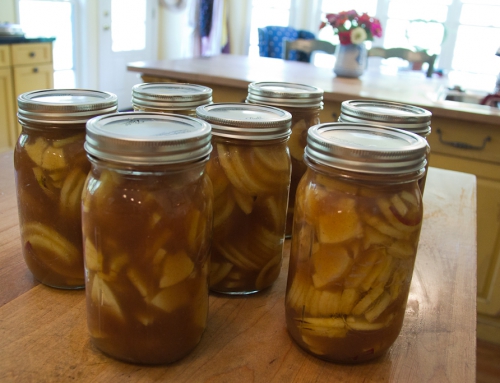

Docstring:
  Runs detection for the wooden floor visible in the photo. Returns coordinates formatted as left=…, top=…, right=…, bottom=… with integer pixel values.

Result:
left=477, top=339, right=500, bottom=383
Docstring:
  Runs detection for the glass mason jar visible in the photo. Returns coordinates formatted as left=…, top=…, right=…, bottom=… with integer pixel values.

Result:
left=132, top=82, right=212, bottom=116
left=196, top=103, right=292, bottom=295
left=82, top=112, right=213, bottom=364
left=339, top=100, right=432, bottom=193
left=14, top=89, right=118, bottom=289
left=285, top=122, right=428, bottom=363
left=246, top=81, right=324, bottom=238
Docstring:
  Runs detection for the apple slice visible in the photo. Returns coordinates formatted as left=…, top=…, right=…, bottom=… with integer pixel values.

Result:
left=232, top=187, right=255, bottom=214
left=365, top=291, right=392, bottom=323
left=344, top=247, right=384, bottom=289
left=345, top=315, right=386, bottom=330
left=90, top=273, right=124, bottom=321
left=209, top=261, right=233, bottom=286
left=24, top=137, right=48, bottom=167
left=41, top=146, right=67, bottom=171
left=339, top=288, right=361, bottom=315
left=287, top=119, right=308, bottom=161
left=84, top=237, right=103, bottom=272
left=150, top=282, right=190, bottom=313
left=351, top=286, right=384, bottom=316
left=206, top=155, right=230, bottom=198
left=316, top=198, right=361, bottom=244
left=255, top=255, right=282, bottom=290
left=311, top=244, right=353, bottom=289
left=60, top=168, right=87, bottom=216
left=159, top=250, right=194, bottom=288
left=253, top=145, right=290, bottom=172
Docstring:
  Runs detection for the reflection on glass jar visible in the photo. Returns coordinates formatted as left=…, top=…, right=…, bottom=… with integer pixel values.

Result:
left=83, top=112, right=213, bottom=364
left=14, top=89, right=118, bottom=289
left=197, top=103, right=292, bottom=295
left=246, top=82, right=323, bottom=238
left=285, top=122, right=428, bottom=363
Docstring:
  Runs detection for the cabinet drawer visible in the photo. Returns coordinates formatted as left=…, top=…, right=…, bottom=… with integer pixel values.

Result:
left=0, top=46, right=11, bottom=68
left=11, top=43, right=52, bottom=66
left=427, top=115, right=500, bottom=164
left=13, top=63, right=54, bottom=97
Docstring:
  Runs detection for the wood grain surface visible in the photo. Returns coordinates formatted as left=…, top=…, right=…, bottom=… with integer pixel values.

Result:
left=0, top=151, right=477, bottom=382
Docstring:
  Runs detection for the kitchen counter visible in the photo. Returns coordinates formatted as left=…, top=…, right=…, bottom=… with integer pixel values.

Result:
left=0, top=36, right=55, bottom=44
left=127, top=54, right=500, bottom=126
left=0, top=150, right=477, bottom=382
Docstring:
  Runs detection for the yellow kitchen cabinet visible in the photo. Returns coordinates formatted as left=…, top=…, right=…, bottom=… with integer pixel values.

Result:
left=0, top=45, right=16, bottom=153
left=0, top=41, right=54, bottom=149
left=426, top=115, right=500, bottom=343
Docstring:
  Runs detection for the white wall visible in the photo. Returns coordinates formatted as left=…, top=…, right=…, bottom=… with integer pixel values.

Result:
left=0, top=0, right=16, bottom=22
left=76, top=0, right=99, bottom=89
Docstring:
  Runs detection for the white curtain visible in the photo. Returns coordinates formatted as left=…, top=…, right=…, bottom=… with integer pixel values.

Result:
left=158, top=0, right=252, bottom=59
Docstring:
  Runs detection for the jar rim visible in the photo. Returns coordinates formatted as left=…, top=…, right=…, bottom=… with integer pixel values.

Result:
left=340, top=100, right=432, bottom=135
left=196, top=103, right=291, bottom=140
left=305, top=122, right=428, bottom=175
left=247, top=81, right=324, bottom=108
left=17, top=89, right=118, bottom=126
left=132, top=82, right=213, bottom=109
left=85, top=112, right=212, bottom=165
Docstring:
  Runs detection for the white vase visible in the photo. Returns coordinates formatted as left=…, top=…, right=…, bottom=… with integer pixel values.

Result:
left=334, top=43, right=368, bottom=78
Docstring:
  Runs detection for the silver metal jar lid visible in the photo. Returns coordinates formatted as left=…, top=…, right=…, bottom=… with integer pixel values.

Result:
left=131, top=83, right=212, bottom=110
left=305, top=122, right=428, bottom=175
left=196, top=103, right=292, bottom=140
left=18, top=89, right=118, bottom=126
left=85, top=112, right=212, bottom=165
left=339, top=100, right=432, bottom=136
left=246, top=82, right=324, bottom=108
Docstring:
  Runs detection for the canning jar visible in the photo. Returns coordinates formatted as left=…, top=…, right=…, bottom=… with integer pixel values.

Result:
left=246, top=81, right=323, bottom=237
left=285, top=122, right=428, bottom=363
left=339, top=100, right=432, bottom=192
left=196, top=103, right=292, bottom=295
left=14, top=89, right=118, bottom=289
left=82, top=112, right=213, bottom=364
left=132, top=82, right=212, bottom=116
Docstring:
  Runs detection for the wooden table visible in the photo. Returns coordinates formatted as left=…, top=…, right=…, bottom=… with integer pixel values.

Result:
left=0, top=151, right=477, bottom=382
left=127, top=54, right=500, bottom=126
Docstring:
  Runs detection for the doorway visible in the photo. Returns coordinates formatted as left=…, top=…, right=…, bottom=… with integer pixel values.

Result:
left=98, top=0, right=158, bottom=110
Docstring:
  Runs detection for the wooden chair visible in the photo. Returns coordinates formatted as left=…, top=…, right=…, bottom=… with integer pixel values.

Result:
left=283, top=39, right=336, bottom=61
left=368, top=47, right=437, bottom=78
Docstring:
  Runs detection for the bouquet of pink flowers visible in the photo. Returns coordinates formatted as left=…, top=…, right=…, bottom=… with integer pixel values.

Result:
left=320, top=10, right=383, bottom=45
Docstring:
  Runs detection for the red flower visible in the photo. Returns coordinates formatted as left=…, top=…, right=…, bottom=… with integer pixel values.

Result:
left=358, top=13, right=371, bottom=24
left=370, top=19, right=383, bottom=38
left=338, top=31, right=352, bottom=45
left=320, top=9, right=383, bottom=45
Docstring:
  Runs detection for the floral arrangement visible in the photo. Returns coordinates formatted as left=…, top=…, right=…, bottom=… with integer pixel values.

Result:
left=320, top=10, right=383, bottom=45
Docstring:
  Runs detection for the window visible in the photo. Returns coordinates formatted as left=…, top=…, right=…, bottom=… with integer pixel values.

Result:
left=110, top=0, right=147, bottom=52
left=320, top=0, right=500, bottom=89
left=249, top=0, right=500, bottom=90
left=18, top=0, right=76, bottom=88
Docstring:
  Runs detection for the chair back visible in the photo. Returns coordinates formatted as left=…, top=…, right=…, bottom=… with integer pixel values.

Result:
left=368, top=47, right=437, bottom=78
left=283, top=39, right=336, bottom=61
left=258, top=26, right=315, bottom=62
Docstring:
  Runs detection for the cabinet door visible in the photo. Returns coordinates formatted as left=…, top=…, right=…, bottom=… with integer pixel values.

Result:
left=12, top=63, right=54, bottom=137
left=477, top=177, right=500, bottom=315
left=0, top=67, right=16, bottom=151
left=430, top=153, right=500, bottom=316
left=0, top=46, right=11, bottom=68
left=13, top=63, right=54, bottom=96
